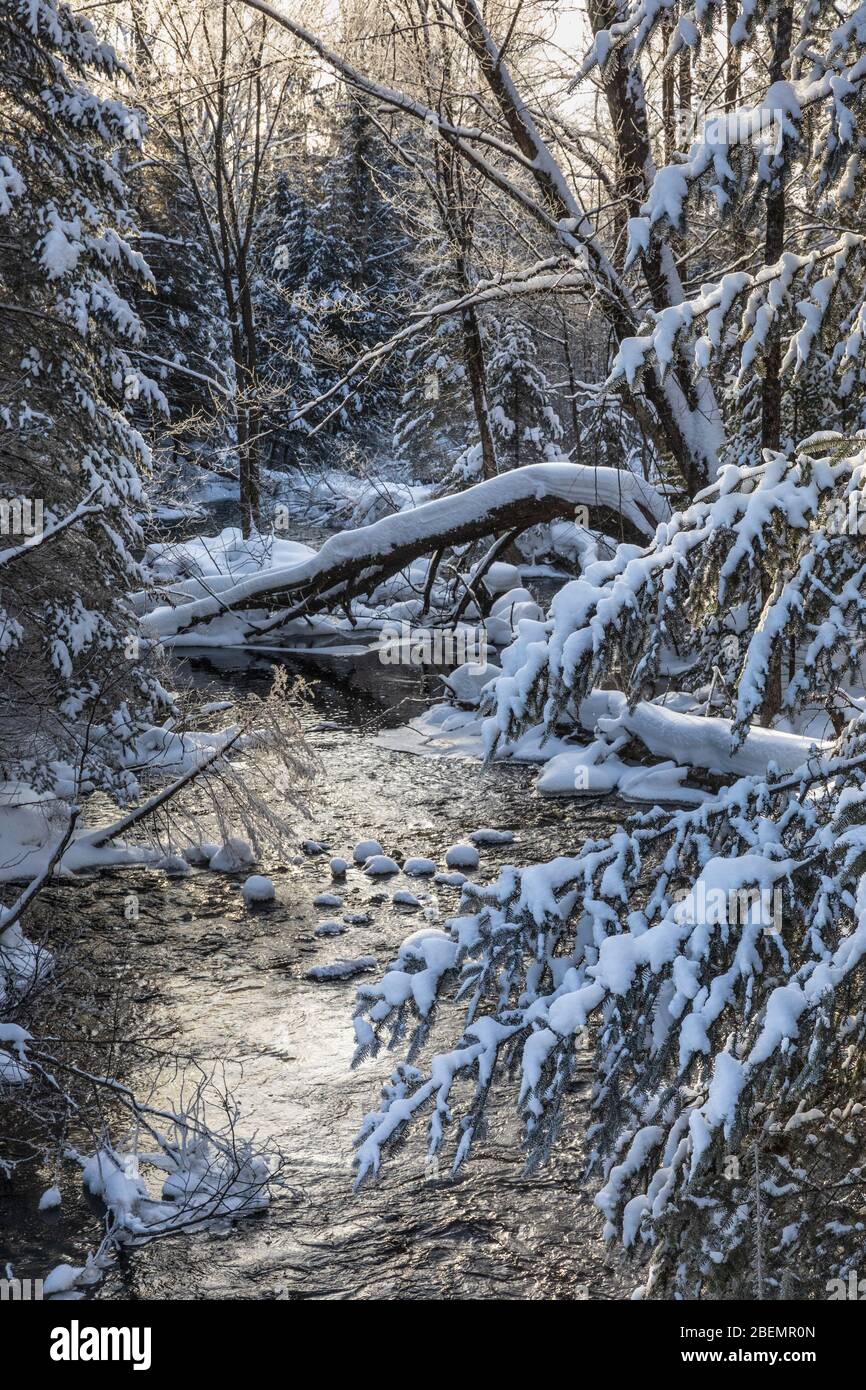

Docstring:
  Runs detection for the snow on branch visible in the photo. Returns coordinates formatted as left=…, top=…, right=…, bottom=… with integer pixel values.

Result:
left=143, top=464, right=670, bottom=639
left=610, top=234, right=865, bottom=390
left=349, top=706, right=866, bottom=1292
left=485, top=434, right=866, bottom=756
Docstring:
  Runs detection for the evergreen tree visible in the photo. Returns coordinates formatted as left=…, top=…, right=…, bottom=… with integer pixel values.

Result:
left=486, top=315, right=563, bottom=471
left=257, top=99, right=407, bottom=468
left=0, top=0, right=171, bottom=801
left=392, top=251, right=477, bottom=481
left=128, top=147, right=230, bottom=478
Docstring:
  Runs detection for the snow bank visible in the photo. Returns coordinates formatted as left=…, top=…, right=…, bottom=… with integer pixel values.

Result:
left=377, top=690, right=830, bottom=804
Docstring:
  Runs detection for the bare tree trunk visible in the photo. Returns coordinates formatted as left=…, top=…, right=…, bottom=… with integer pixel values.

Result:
left=461, top=299, right=498, bottom=478
left=583, top=0, right=707, bottom=494
left=237, top=266, right=261, bottom=534
left=560, top=308, right=582, bottom=453
left=678, top=43, right=691, bottom=283
left=725, top=0, right=741, bottom=110
left=433, top=47, right=498, bottom=481
left=662, top=16, right=676, bottom=164
left=758, top=3, right=793, bottom=726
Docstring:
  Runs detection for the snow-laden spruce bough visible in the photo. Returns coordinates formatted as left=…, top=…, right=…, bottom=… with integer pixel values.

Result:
left=351, top=435, right=866, bottom=1299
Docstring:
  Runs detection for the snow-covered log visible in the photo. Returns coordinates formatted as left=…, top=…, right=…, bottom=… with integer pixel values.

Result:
left=143, top=464, right=669, bottom=638
left=586, top=692, right=831, bottom=777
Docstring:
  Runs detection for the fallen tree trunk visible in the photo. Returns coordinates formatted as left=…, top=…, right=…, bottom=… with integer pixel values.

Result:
left=144, top=464, right=669, bottom=639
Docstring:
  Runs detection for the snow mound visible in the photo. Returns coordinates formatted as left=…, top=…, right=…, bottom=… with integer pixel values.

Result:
left=143, top=527, right=316, bottom=591
left=435, top=871, right=467, bottom=886
left=597, top=697, right=828, bottom=778
left=183, top=842, right=219, bottom=866
left=159, top=853, right=191, bottom=877
left=536, top=741, right=710, bottom=805
left=38, top=1185, right=62, bottom=1211
left=393, top=890, right=421, bottom=908
left=314, top=891, right=343, bottom=908
left=490, top=586, right=536, bottom=615
left=443, top=662, right=502, bottom=708
left=43, top=1263, right=85, bottom=1296
left=315, top=921, right=345, bottom=937
left=485, top=562, right=522, bottom=593
left=329, top=856, right=349, bottom=876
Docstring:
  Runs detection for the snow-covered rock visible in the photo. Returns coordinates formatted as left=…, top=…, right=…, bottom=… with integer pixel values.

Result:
left=329, top=856, right=349, bottom=876
left=241, top=875, right=275, bottom=904
left=404, top=856, right=436, bottom=876
left=159, top=853, right=191, bottom=877
left=393, top=890, right=421, bottom=908
left=469, top=828, right=515, bottom=845
left=38, top=1185, right=62, bottom=1211
left=484, top=592, right=545, bottom=646
left=490, top=586, right=536, bottom=615
left=314, top=891, right=343, bottom=908
left=43, top=1263, right=85, bottom=1297
left=209, top=838, right=256, bottom=872
left=183, top=842, right=219, bottom=866
left=363, top=855, right=399, bottom=876
left=445, top=842, right=480, bottom=869
left=353, top=838, right=384, bottom=863
left=443, top=662, right=502, bottom=708
left=435, top=871, right=467, bottom=886
left=305, top=956, right=377, bottom=981
left=485, top=562, right=522, bottom=593
left=314, top=921, right=345, bottom=937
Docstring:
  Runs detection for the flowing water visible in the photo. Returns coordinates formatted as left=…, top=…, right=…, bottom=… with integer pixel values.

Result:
left=2, top=563, right=630, bottom=1300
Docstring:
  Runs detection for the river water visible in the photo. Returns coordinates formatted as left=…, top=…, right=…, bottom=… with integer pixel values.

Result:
left=3, top=594, right=630, bottom=1300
